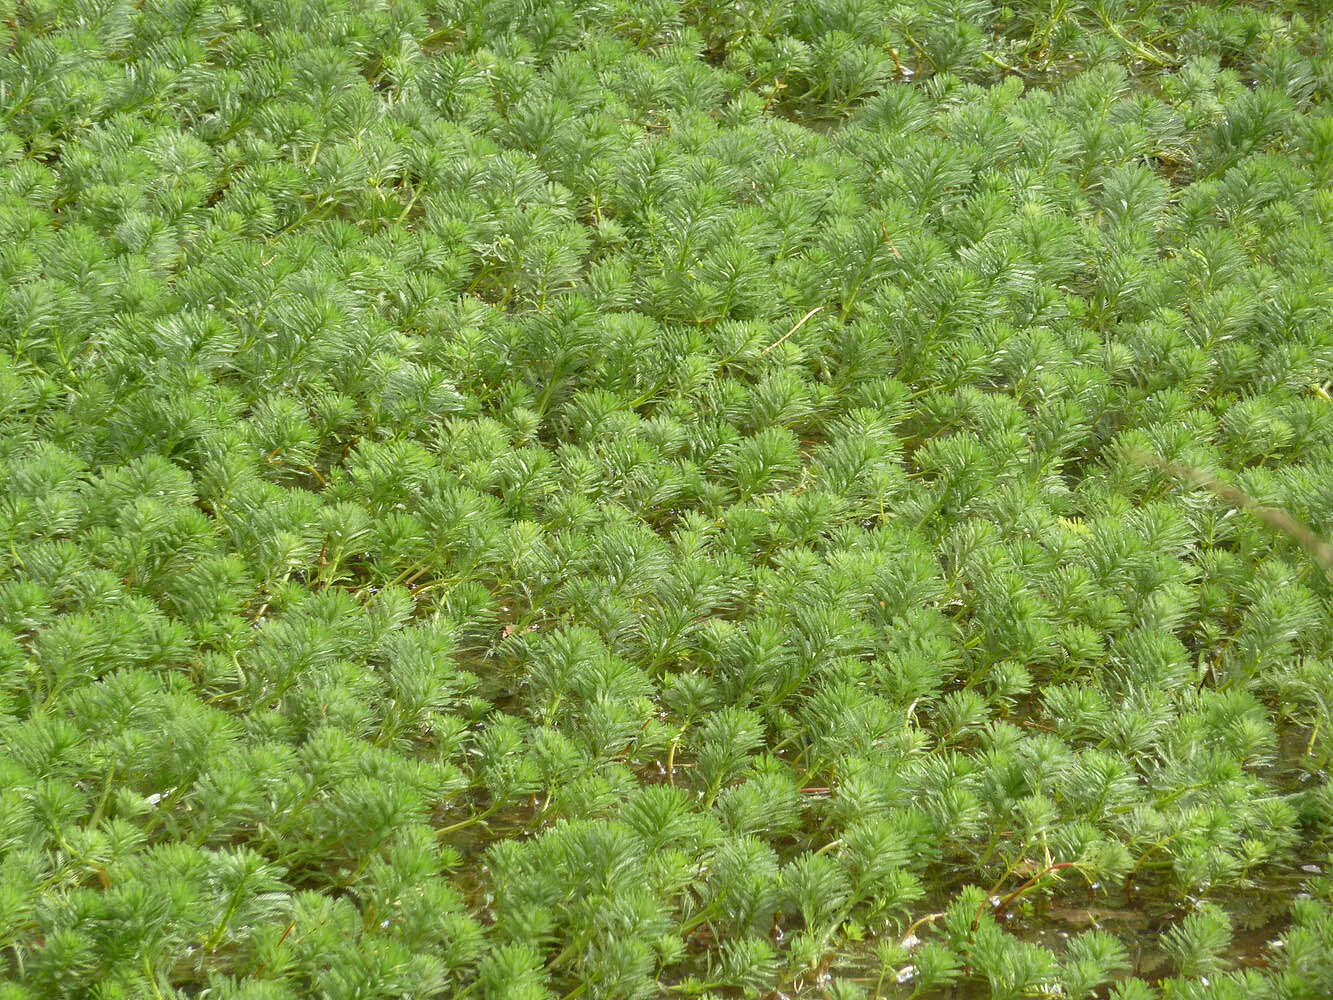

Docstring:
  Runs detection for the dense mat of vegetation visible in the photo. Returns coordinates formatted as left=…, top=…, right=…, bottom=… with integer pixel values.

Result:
left=4, top=0, right=1333, bottom=996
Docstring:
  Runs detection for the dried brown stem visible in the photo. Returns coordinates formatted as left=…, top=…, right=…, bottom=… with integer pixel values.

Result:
left=1127, top=450, right=1333, bottom=577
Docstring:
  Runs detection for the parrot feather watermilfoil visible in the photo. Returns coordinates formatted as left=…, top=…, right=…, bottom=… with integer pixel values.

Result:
left=2, top=0, right=1333, bottom=996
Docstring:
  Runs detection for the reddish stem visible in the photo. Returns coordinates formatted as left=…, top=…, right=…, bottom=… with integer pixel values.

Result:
left=973, top=862, right=1078, bottom=932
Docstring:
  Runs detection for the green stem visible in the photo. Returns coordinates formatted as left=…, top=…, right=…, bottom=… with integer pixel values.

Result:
left=142, top=955, right=166, bottom=1000
left=89, top=767, right=117, bottom=828
left=1095, top=7, right=1168, bottom=66
left=435, top=803, right=500, bottom=838
left=204, top=892, right=244, bottom=951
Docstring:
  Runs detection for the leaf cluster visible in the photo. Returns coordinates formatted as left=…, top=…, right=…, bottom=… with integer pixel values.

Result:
left=2, top=0, right=1333, bottom=997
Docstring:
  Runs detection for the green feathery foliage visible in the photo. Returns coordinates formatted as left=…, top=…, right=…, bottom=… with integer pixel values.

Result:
left=2, top=0, right=1333, bottom=997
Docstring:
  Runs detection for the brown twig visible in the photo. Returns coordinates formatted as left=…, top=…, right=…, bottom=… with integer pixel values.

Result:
left=901, top=910, right=944, bottom=943
left=1127, top=450, right=1333, bottom=578
left=760, top=306, right=824, bottom=358
left=253, top=920, right=297, bottom=978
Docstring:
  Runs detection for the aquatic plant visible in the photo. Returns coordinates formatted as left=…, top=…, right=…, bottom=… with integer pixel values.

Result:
left=2, top=0, right=1333, bottom=996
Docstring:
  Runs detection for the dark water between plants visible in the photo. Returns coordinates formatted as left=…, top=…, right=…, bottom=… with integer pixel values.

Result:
left=783, top=718, right=1326, bottom=996
left=816, top=905, right=1291, bottom=998
left=450, top=660, right=1325, bottom=997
